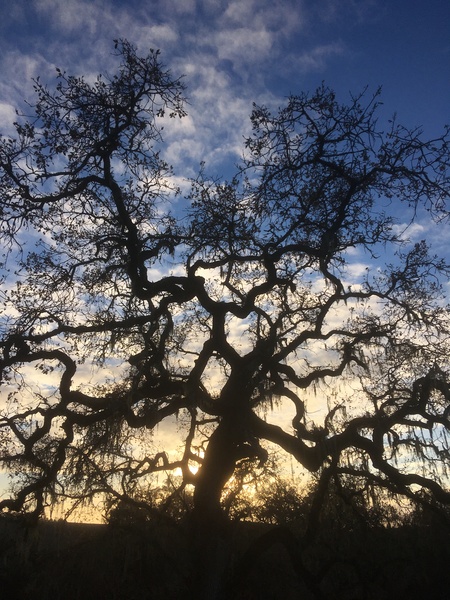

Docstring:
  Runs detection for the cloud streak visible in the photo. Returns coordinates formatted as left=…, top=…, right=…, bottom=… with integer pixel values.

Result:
left=0, top=0, right=357, bottom=181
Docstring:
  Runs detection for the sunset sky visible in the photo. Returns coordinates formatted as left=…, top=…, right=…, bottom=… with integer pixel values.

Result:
left=0, top=0, right=449, bottom=518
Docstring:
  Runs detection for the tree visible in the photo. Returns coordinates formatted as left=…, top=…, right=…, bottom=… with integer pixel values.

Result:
left=1, top=39, right=450, bottom=595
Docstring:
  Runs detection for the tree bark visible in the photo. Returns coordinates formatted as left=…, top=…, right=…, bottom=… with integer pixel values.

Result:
left=190, top=418, right=239, bottom=599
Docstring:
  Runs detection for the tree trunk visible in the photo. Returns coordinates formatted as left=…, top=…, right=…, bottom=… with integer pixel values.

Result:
left=190, top=418, right=238, bottom=599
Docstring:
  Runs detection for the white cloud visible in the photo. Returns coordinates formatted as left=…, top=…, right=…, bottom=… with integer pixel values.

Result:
left=146, top=24, right=179, bottom=45
left=222, top=0, right=256, bottom=23
left=223, top=0, right=304, bottom=36
left=0, top=0, right=349, bottom=189
left=0, top=51, right=53, bottom=104
left=33, top=0, right=102, bottom=35
left=0, top=103, right=16, bottom=136
left=391, top=221, right=426, bottom=242
left=345, top=262, right=371, bottom=281
left=215, top=27, right=274, bottom=65
left=295, top=42, right=346, bottom=72
left=159, top=56, right=255, bottom=173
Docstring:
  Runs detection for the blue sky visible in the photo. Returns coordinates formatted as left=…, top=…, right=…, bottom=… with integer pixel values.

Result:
left=0, top=0, right=448, bottom=179
left=0, top=0, right=448, bottom=277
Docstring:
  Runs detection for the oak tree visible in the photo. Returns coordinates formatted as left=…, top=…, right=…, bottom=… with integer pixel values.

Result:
left=1, top=41, right=450, bottom=591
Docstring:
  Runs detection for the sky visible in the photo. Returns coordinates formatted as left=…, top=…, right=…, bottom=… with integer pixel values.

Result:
left=0, top=0, right=449, bottom=518
left=1, top=0, right=448, bottom=258
left=0, top=0, right=449, bottom=180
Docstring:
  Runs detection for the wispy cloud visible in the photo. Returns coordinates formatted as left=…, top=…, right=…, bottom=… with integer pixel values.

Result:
left=391, top=221, right=426, bottom=243
left=0, top=103, right=17, bottom=136
left=0, top=0, right=357, bottom=180
left=294, top=42, right=346, bottom=72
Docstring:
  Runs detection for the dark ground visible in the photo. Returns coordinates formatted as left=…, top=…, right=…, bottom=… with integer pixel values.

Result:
left=1, top=515, right=449, bottom=599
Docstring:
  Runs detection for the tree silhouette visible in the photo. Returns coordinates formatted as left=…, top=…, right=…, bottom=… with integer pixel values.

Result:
left=1, top=39, right=450, bottom=596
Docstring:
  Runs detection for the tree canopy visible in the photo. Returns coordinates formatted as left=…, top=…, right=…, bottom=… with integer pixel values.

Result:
left=1, top=41, right=450, bottom=536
